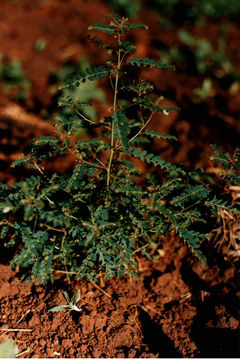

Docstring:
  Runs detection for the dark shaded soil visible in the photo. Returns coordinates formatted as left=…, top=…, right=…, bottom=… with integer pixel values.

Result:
left=0, top=0, right=239, bottom=357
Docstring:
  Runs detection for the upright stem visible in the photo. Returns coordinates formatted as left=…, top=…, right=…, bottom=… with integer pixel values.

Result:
left=128, top=96, right=163, bottom=144
left=107, top=32, right=121, bottom=187
left=114, top=96, right=163, bottom=152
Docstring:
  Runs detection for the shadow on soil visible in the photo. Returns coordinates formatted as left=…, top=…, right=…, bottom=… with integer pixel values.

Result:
left=180, top=258, right=240, bottom=357
left=138, top=308, right=180, bottom=358
left=189, top=289, right=240, bottom=358
left=192, top=326, right=240, bottom=358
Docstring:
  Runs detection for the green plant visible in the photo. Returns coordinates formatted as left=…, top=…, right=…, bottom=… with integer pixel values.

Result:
left=50, top=58, right=106, bottom=123
left=0, top=54, right=31, bottom=100
left=34, top=38, right=47, bottom=53
left=187, top=0, right=240, bottom=22
left=0, top=13, right=238, bottom=284
left=193, top=78, right=213, bottom=102
left=106, top=0, right=140, bottom=18
left=49, top=290, right=82, bottom=312
left=210, top=145, right=240, bottom=189
left=0, top=338, right=18, bottom=358
left=151, top=0, right=240, bottom=26
left=0, top=338, right=29, bottom=358
left=160, top=29, right=239, bottom=80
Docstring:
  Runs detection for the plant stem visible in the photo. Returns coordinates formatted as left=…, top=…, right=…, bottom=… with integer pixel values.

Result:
left=33, top=161, right=44, bottom=175
left=73, top=106, right=96, bottom=125
left=42, top=193, right=55, bottom=205
left=107, top=32, right=121, bottom=187
left=129, top=96, right=163, bottom=144
left=55, top=269, right=77, bottom=274
left=41, top=223, right=65, bottom=232
left=69, top=149, right=104, bottom=169
left=115, top=96, right=163, bottom=152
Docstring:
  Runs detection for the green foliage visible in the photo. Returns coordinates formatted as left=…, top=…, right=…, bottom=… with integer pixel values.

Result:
left=34, top=38, right=47, bottom=53
left=0, top=338, right=29, bottom=358
left=106, top=0, right=140, bottom=18
left=152, top=0, right=240, bottom=25
left=53, top=58, right=106, bottom=124
left=49, top=290, right=82, bottom=312
left=0, top=54, right=30, bottom=100
left=187, top=0, right=240, bottom=21
left=128, top=57, right=175, bottom=70
left=210, top=145, right=240, bottom=187
left=160, top=29, right=238, bottom=81
left=0, top=13, right=238, bottom=284
left=0, top=338, right=19, bottom=358
left=144, top=129, right=177, bottom=141
left=59, top=66, right=110, bottom=90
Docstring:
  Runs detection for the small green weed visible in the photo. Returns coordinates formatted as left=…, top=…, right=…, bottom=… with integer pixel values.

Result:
left=160, top=29, right=238, bottom=80
left=0, top=338, right=18, bottom=358
left=0, top=54, right=30, bottom=100
left=0, top=338, right=30, bottom=358
left=106, top=0, right=140, bottom=17
left=193, top=78, right=213, bottom=102
left=152, top=0, right=240, bottom=25
left=210, top=145, right=240, bottom=188
left=49, top=290, right=82, bottom=312
left=34, top=38, right=47, bottom=53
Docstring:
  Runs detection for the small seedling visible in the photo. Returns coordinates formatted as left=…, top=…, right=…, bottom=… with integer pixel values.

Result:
left=34, top=38, right=47, bottom=53
left=0, top=338, right=18, bottom=358
left=0, top=57, right=30, bottom=99
left=108, top=0, right=140, bottom=17
left=0, top=337, right=29, bottom=358
left=49, top=290, right=82, bottom=312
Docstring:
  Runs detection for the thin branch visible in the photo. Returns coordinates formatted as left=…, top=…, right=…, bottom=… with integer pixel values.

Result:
left=41, top=224, right=65, bottom=232
left=92, top=152, right=107, bottom=169
left=89, top=280, right=112, bottom=298
left=73, top=106, right=96, bottom=125
left=33, top=161, right=44, bottom=175
left=0, top=328, right=33, bottom=332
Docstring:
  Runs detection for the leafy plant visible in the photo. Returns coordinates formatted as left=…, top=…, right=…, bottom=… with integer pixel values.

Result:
left=51, top=58, right=106, bottom=123
left=106, top=0, right=140, bottom=18
left=0, top=338, right=19, bottom=358
left=34, top=38, right=47, bottom=53
left=160, top=29, right=238, bottom=80
left=187, top=0, right=240, bottom=22
left=49, top=290, right=82, bottom=312
left=151, top=0, right=240, bottom=26
left=0, top=54, right=30, bottom=100
left=210, top=145, right=240, bottom=189
left=0, top=13, right=237, bottom=284
left=193, top=78, right=213, bottom=102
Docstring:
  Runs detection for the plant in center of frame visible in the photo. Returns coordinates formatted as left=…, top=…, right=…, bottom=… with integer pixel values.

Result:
left=0, top=13, right=236, bottom=284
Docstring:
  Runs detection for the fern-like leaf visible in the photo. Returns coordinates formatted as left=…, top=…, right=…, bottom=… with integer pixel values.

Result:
left=125, top=23, right=148, bottom=31
left=128, top=57, right=175, bottom=70
left=59, top=66, right=110, bottom=90
left=88, top=23, right=115, bottom=34
left=128, top=147, right=184, bottom=175
left=170, top=185, right=210, bottom=207
left=144, top=130, right=177, bottom=141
